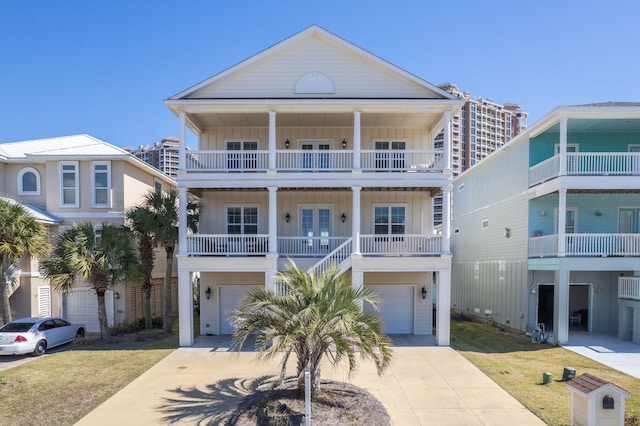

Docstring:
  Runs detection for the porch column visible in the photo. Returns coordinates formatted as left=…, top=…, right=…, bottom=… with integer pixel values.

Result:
left=268, top=186, right=278, bottom=255
left=178, top=270, right=194, bottom=346
left=352, top=186, right=361, bottom=254
left=178, top=188, right=187, bottom=255
left=553, top=269, right=570, bottom=344
left=268, top=111, right=276, bottom=171
left=436, top=268, right=451, bottom=346
left=353, top=111, right=361, bottom=170
left=559, top=115, right=568, bottom=176
left=352, top=269, right=364, bottom=306
left=443, top=111, right=452, bottom=171
left=558, top=189, right=567, bottom=257
left=179, top=111, right=186, bottom=172
left=442, top=187, right=452, bottom=254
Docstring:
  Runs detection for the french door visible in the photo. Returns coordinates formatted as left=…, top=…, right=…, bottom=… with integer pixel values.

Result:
left=619, top=208, right=640, bottom=233
left=375, top=140, right=406, bottom=171
left=300, top=206, right=331, bottom=252
left=300, top=141, right=331, bottom=170
left=227, top=140, right=258, bottom=170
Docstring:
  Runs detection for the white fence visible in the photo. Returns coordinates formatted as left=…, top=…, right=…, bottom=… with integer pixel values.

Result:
left=278, top=237, right=350, bottom=257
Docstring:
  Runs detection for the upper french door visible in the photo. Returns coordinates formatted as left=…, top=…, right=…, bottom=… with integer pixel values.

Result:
left=375, top=140, right=406, bottom=171
left=619, top=208, right=640, bottom=233
left=227, top=140, right=258, bottom=170
left=300, top=140, right=331, bottom=170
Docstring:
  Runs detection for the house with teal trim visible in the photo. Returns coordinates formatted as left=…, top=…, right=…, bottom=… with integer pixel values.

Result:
left=451, top=103, right=640, bottom=345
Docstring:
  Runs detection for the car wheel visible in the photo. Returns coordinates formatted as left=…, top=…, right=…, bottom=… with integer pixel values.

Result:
left=33, top=340, right=47, bottom=356
left=76, top=328, right=85, bottom=338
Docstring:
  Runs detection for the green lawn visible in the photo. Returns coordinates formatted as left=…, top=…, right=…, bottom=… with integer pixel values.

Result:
left=450, top=312, right=640, bottom=426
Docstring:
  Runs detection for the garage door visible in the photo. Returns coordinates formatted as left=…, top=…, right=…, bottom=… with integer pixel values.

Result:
left=219, top=285, right=262, bottom=335
left=64, top=287, right=114, bottom=333
left=364, top=285, right=414, bottom=334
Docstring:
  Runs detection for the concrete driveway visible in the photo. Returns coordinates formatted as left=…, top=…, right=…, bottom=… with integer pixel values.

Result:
left=77, top=336, right=544, bottom=425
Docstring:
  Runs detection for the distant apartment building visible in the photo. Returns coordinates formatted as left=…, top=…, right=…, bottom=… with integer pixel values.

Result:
left=126, top=137, right=180, bottom=178
left=433, top=83, right=528, bottom=225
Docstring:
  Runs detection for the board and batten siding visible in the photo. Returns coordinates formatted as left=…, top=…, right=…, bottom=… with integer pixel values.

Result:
left=191, top=36, right=437, bottom=99
left=451, top=135, right=531, bottom=331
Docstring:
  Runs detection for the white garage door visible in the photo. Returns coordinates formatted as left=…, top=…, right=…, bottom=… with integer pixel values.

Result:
left=219, top=285, right=261, bottom=335
left=364, top=285, right=414, bottom=334
left=64, top=287, right=114, bottom=333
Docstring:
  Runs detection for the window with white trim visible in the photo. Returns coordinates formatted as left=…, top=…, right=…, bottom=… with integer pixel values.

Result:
left=59, top=162, right=79, bottom=207
left=226, top=140, right=258, bottom=170
left=226, top=206, right=258, bottom=234
left=374, top=139, right=406, bottom=171
left=92, top=161, right=111, bottom=207
left=18, top=167, right=41, bottom=195
left=374, top=205, right=406, bottom=240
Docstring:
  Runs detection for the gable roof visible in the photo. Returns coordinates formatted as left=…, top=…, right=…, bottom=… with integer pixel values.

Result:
left=168, top=25, right=457, bottom=102
left=566, top=373, right=630, bottom=397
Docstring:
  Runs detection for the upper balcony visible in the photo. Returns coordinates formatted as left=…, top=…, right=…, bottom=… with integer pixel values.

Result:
left=529, top=152, right=640, bottom=187
left=529, top=233, right=640, bottom=258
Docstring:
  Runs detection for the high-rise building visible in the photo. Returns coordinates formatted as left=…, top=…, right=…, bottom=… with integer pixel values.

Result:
left=433, top=84, right=528, bottom=225
left=126, top=137, right=181, bottom=178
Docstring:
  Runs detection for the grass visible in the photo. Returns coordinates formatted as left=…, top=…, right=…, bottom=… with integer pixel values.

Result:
left=450, top=312, right=640, bottom=426
left=0, top=333, right=178, bottom=426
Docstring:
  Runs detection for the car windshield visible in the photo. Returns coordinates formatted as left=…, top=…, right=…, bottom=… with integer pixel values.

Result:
left=0, top=322, right=35, bottom=332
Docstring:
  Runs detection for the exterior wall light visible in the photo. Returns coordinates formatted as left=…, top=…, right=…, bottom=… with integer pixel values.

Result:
left=421, top=286, right=427, bottom=299
left=342, top=139, right=347, bottom=149
left=205, top=286, right=211, bottom=300
left=285, top=213, right=291, bottom=223
left=285, top=139, right=290, bottom=149
left=341, top=213, right=347, bottom=223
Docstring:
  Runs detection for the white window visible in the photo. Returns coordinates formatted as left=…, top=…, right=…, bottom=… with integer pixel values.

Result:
left=226, top=206, right=258, bottom=235
left=18, top=167, right=41, bottom=195
left=374, top=205, right=406, bottom=238
left=59, top=162, right=79, bottom=207
left=374, top=139, right=406, bottom=171
left=92, top=161, right=111, bottom=207
left=226, top=140, right=258, bottom=170
left=154, top=181, right=162, bottom=194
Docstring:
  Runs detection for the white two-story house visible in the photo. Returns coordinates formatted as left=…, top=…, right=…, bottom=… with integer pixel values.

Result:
left=451, top=103, right=640, bottom=345
left=166, top=26, right=462, bottom=346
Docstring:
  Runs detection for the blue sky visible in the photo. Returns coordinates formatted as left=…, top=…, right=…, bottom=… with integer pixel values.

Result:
left=2, top=1, right=639, bottom=148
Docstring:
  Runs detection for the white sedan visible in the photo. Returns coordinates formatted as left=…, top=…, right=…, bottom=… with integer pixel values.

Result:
left=0, top=317, right=85, bottom=356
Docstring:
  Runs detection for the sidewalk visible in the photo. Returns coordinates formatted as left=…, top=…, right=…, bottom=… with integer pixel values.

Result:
left=77, top=336, right=544, bottom=425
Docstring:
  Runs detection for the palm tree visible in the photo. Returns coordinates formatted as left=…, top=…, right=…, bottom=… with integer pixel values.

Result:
left=0, top=199, right=50, bottom=324
left=125, top=206, right=156, bottom=329
left=41, top=223, right=140, bottom=340
left=139, top=189, right=198, bottom=333
left=230, top=263, right=393, bottom=397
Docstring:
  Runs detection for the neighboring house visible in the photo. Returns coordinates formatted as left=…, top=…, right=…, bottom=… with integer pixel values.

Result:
left=165, top=25, right=462, bottom=346
left=451, top=103, right=640, bottom=345
left=0, top=134, right=177, bottom=332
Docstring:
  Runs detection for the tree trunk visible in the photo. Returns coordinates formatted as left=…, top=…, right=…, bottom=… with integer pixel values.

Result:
left=1, top=256, right=12, bottom=325
left=96, top=289, right=110, bottom=341
left=163, top=246, right=174, bottom=333
left=143, top=285, right=152, bottom=329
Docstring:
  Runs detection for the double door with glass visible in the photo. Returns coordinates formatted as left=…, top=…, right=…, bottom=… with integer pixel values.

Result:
left=300, top=207, right=332, bottom=253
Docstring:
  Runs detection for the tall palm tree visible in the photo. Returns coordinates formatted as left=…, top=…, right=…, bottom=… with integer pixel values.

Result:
left=125, top=206, right=156, bottom=329
left=41, top=223, right=140, bottom=340
left=140, top=189, right=198, bottom=333
left=0, top=199, right=50, bottom=324
left=230, top=263, right=393, bottom=397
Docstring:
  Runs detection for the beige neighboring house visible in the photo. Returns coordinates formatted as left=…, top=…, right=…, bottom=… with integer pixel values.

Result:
left=165, top=25, right=462, bottom=346
left=0, top=134, right=177, bottom=332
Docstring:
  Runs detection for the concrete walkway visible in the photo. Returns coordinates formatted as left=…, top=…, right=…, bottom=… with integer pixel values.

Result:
left=564, top=332, right=640, bottom=379
left=76, top=336, right=543, bottom=425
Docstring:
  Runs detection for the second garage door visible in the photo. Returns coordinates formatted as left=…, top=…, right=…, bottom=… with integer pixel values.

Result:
left=219, top=285, right=262, bottom=335
left=364, top=285, right=414, bottom=334
left=64, top=287, right=114, bottom=333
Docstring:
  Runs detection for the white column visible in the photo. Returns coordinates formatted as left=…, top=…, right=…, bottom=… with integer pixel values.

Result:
left=353, top=111, right=361, bottom=170
left=352, top=186, right=361, bottom=254
left=268, top=186, right=277, bottom=255
left=178, top=188, right=187, bottom=256
left=443, top=111, right=452, bottom=171
left=553, top=269, right=570, bottom=345
left=442, top=187, right=452, bottom=254
left=436, top=268, right=451, bottom=346
left=268, top=111, right=276, bottom=171
left=559, top=115, right=568, bottom=176
left=178, top=270, right=193, bottom=346
left=179, top=111, right=186, bottom=172
left=558, top=189, right=566, bottom=257
left=351, top=270, right=364, bottom=307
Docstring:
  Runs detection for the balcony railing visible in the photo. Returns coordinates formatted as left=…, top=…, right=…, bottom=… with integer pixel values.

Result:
left=529, top=233, right=640, bottom=257
left=278, top=236, right=350, bottom=257
left=529, top=153, right=640, bottom=186
left=360, top=234, right=442, bottom=255
left=185, top=150, right=443, bottom=173
left=187, top=234, right=269, bottom=255
left=619, top=277, right=640, bottom=300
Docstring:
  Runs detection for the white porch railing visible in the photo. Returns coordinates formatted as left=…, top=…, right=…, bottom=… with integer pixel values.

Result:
left=278, top=236, right=349, bottom=257
left=308, top=238, right=353, bottom=275
left=186, top=234, right=269, bottom=255
left=360, top=150, right=443, bottom=172
left=185, top=150, right=443, bottom=172
left=360, top=234, right=442, bottom=255
left=529, top=153, right=640, bottom=186
left=529, top=233, right=640, bottom=257
left=619, top=277, right=640, bottom=300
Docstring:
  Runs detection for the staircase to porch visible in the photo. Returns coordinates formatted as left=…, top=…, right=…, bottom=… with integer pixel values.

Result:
left=307, top=237, right=353, bottom=276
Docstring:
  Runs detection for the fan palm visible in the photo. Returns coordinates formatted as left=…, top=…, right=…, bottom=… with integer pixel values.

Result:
left=230, top=263, right=393, bottom=397
left=41, top=223, right=140, bottom=340
left=125, top=206, right=156, bottom=329
left=139, top=189, right=198, bottom=333
left=0, top=199, right=50, bottom=324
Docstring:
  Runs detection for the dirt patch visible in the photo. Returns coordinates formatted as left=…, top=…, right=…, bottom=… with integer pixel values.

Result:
left=226, top=380, right=390, bottom=425
left=71, top=329, right=170, bottom=351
